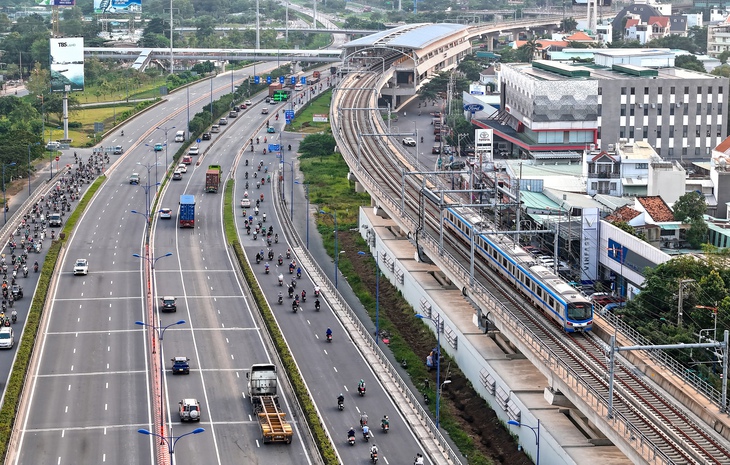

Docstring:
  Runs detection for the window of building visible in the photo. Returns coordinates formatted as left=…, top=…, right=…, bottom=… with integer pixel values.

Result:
left=720, top=86, right=724, bottom=94
left=643, top=127, right=648, bottom=138
left=657, top=104, right=662, bottom=115
left=684, top=104, right=689, bottom=115
left=644, top=106, right=649, bottom=116
left=671, top=86, right=676, bottom=94
left=630, top=106, right=635, bottom=116
left=630, top=87, right=635, bottom=95
left=610, top=182, right=617, bottom=191
left=668, top=148, right=674, bottom=157
left=597, top=128, right=601, bottom=139
left=657, top=127, right=662, bottom=137
left=696, top=128, right=702, bottom=137
left=709, top=86, right=713, bottom=94
left=708, top=104, right=713, bottom=113
left=684, top=86, right=689, bottom=94
left=658, top=87, right=663, bottom=95
left=591, top=182, right=597, bottom=190
left=598, top=88, right=602, bottom=95
left=629, top=128, right=635, bottom=138
left=670, top=105, right=675, bottom=116
left=720, top=127, right=723, bottom=137
left=621, top=87, right=626, bottom=95
left=620, top=128, right=626, bottom=138
left=636, top=163, right=648, bottom=169
left=621, top=104, right=626, bottom=116
left=669, top=127, right=674, bottom=137
left=683, top=126, right=688, bottom=137
left=682, top=147, right=688, bottom=156
left=698, top=86, right=703, bottom=94
left=597, top=104, right=602, bottom=116
left=695, top=147, right=701, bottom=156
left=697, top=103, right=702, bottom=113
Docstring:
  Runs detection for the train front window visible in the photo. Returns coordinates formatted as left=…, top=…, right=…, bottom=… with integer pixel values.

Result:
left=568, top=303, right=591, bottom=321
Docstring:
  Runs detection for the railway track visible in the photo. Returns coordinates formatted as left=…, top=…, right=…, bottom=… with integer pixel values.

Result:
left=331, top=70, right=730, bottom=465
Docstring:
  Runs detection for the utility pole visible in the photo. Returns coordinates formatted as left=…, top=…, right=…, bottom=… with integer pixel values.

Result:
left=677, top=279, right=695, bottom=327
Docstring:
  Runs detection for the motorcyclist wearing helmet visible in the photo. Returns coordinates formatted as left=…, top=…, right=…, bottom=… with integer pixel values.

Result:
left=326, top=327, right=332, bottom=338
left=347, top=427, right=356, bottom=438
left=360, top=412, right=368, bottom=427
left=382, top=415, right=389, bottom=428
left=338, top=393, right=345, bottom=404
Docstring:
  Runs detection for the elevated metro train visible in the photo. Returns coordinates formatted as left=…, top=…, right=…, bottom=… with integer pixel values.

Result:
left=443, top=207, right=593, bottom=332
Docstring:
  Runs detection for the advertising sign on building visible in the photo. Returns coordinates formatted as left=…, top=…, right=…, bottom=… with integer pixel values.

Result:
left=94, top=0, right=141, bottom=14
left=475, top=128, right=493, bottom=163
left=50, top=37, right=84, bottom=93
left=38, top=0, right=76, bottom=5
left=580, top=208, right=600, bottom=282
left=469, top=84, right=486, bottom=95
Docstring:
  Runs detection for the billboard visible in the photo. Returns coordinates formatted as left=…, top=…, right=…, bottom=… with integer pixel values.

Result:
left=580, top=208, right=600, bottom=282
left=37, top=0, right=76, bottom=5
left=50, top=37, right=84, bottom=93
left=94, top=0, right=142, bottom=14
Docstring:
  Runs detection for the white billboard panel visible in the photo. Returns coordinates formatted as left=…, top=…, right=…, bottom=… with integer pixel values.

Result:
left=580, top=208, right=600, bottom=282
left=50, top=37, right=84, bottom=93
left=94, top=0, right=142, bottom=14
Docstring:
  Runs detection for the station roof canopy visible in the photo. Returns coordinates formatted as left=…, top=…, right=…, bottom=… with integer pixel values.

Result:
left=344, top=23, right=469, bottom=51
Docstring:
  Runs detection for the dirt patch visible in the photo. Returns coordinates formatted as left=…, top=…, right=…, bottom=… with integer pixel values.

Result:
left=339, top=231, right=531, bottom=465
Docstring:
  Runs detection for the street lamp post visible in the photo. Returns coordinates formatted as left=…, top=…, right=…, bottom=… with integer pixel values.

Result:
left=143, top=145, right=161, bottom=189
left=415, top=312, right=444, bottom=428
left=508, top=419, right=540, bottom=465
left=137, top=162, right=160, bottom=219
left=2, top=162, right=16, bottom=224
left=155, top=125, right=175, bottom=171
left=138, top=427, right=204, bottom=461
left=27, top=143, right=38, bottom=195
left=320, top=209, right=338, bottom=289
left=358, top=250, right=380, bottom=344
left=294, top=180, right=310, bottom=248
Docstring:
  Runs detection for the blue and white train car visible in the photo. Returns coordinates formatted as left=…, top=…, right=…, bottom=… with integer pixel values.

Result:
left=444, top=207, right=593, bottom=332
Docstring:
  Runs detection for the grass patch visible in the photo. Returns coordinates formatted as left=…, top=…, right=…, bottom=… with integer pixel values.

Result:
left=76, top=78, right=167, bottom=104
left=286, top=89, right=332, bottom=133
left=49, top=105, right=136, bottom=147
left=0, top=174, right=105, bottom=463
left=222, top=178, right=337, bottom=464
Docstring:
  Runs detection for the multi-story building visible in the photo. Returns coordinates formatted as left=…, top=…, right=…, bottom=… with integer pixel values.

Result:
left=475, top=49, right=729, bottom=163
left=708, top=16, right=730, bottom=59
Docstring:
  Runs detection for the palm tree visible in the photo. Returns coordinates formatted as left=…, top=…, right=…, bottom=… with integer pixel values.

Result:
left=520, top=38, right=543, bottom=63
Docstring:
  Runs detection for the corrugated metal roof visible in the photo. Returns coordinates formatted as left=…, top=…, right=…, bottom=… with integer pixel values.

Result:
left=343, top=23, right=468, bottom=51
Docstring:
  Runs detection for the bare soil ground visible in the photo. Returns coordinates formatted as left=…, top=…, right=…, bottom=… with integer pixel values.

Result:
left=340, top=231, right=532, bottom=465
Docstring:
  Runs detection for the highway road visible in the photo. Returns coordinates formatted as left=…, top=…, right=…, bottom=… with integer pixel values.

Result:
left=8, top=63, right=314, bottom=465
left=232, top=109, right=430, bottom=463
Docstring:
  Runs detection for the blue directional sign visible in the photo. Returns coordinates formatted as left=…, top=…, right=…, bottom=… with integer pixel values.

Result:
left=266, top=76, right=272, bottom=84
left=290, top=76, right=296, bottom=85
left=254, top=76, right=260, bottom=84
left=279, top=76, right=285, bottom=84
left=300, top=77, right=306, bottom=84
left=269, top=144, right=281, bottom=152
left=286, top=118, right=292, bottom=124
left=196, top=138, right=201, bottom=143
left=285, top=110, right=295, bottom=120
left=463, top=103, right=484, bottom=112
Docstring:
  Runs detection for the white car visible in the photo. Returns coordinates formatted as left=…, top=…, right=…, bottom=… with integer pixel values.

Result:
left=159, top=207, right=172, bottom=219
left=244, top=100, right=252, bottom=106
left=188, top=146, right=199, bottom=155
left=178, top=164, right=187, bottom=173
left=402, top=137, right=417, bottom=147
left=172, top=170, right=183, bottom=180
left=241, top=198, right=251, bottom=208
left=73, top=259, right=89, bottom=275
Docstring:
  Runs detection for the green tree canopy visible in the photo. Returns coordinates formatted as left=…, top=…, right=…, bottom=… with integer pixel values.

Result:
left=673, top=191, right=706, bottom=221
left=674, top=55, right=706, bottom=73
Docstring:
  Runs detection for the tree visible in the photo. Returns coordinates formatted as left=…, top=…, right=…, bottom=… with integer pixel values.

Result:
left=560, top=17, right=577, bottom=32
left=685, top=216, right=709, bottom=248
left=457, top=57, right=485, bottom=82
left=673, top=191, right=706, bottom=222
left=299, top=133, right=336, bottom=159
left=674, top=55, right=706, bottom=73
left=719, top=50, right=730, bottom=65
left=518, top=38, right=542, bottom=62
left=712, top=64, right=730, bottom=78
left=688, top=25, right=708, bottom=54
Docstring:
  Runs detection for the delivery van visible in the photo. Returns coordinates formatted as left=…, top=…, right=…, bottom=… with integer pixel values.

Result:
left=174, top=130, right=186, bottom=142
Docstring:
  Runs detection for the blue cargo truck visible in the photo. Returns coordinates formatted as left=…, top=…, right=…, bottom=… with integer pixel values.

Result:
left=179, top=195, right=195, bottom=228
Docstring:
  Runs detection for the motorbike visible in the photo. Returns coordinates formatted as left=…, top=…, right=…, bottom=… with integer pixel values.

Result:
left=363, top=431, right=369, bottom=442
left=245, top=172, right=249, bottom=179
left=33, top=263, right=38, bottom=273
left=263, top=213, right=267, bottom=223
left=301, top=291, right=306, bottom=303
left=253, top=232, right=258, bottom=240
left=121, top=130, right=124, bottom=136
left=245, top=159, right=249, bottom=166
left=358, top=386, right=366, bottom=397
left=291, top=279, right=297, bottom=289
left=292, top=301, right=298, bottom=313
left=260, top=193, right=264, bottom=202
left=278, top=294, right=283, bottom=304
left=315, top=300, right=320, bottom=311
left=22, top=267, right=28, bottom=278
left=278, top=274, right=284, bottom=286
left=289, top=265, right=294, bottom=274
left=297, top=270, right=302, bottom=279
left=338, top=399, right=344, bottom=411
left=264, top=265, right=270, bottom=274
left=381, top=423, right=389, bottom=433
left=288, top=286, right=294, bottom=298
left=286, top=249, right=291, bottom=259
left=275, top=234, right=279, bottom=244
left=10, top=312, right=16, bottom=324
left=371, top=451, right=378, bottom=463
left=255, top=254, right=261, bottom=264
left=326, top=333, right=332, bottom=343
left=314, top=287, right=320, bottom=298
left=348, top=435, right=356, bottom=446
left=278, top=256, right=283, bottom=266
left=268, top=250, right=274, bottom=261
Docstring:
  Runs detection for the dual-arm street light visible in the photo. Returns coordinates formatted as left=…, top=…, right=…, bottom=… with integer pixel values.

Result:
left=294, top=180, right=309, bottom=249
left=415, top=312, right=445, bottom=429
left=320, top=209, right=338, bottom=289
left=136, top=161, right=160, bottom=219
left=358, top=250, right=380, bottom=345
left=508, top=419, right=540, bottom=465
left=3, top=162, right=16, bottom=225
left=134, top=318, right=184, bottom=441
left=155, top=126, right=175, bottom=172
left=138, top=427, right=204, bottom=461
